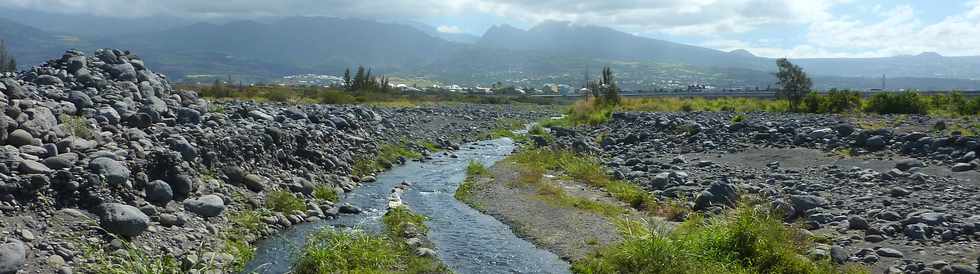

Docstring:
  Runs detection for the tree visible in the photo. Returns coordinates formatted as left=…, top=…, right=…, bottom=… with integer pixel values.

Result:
left=775, top=58, right=812, bottom=112
left=0, top=40, right=15, bottom=73
left=352, top=66, right=366, bottom=91
left=342, top=68, right=351, bottom=89
left=600, top=66, right=621, bottom=105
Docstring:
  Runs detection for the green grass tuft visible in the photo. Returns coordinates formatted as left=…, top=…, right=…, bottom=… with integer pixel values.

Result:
left=266, top=191, right=307, bottom=214
left=313, top=185, right=340, bottom=202
left=572, top=206, right=870, bottom=274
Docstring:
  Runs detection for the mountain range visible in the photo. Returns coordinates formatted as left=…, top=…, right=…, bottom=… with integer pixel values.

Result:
left=1, top=12, right=978, bottom=91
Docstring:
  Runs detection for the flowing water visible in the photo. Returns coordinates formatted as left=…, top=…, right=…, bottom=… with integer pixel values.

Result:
left=242, top=138, right=571, bottom=274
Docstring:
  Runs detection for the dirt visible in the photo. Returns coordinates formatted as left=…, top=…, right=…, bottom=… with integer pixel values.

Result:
left=458, top=161, right=630, bottom=262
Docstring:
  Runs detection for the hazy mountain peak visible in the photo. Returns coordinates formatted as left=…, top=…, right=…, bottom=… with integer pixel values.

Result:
left=729, top=49, right=756, bottom=57
left=917, top=52, right=943, bottom=58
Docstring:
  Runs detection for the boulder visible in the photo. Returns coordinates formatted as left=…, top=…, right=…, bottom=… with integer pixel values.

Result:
left=183, top=195, right=225, bottom=217
left=895, top=159, right=924, bottom=171
left=789, top=195, right=828, bottom=214
left=6, top=129, right=33, bottom=147
left=18, top=159, right=51, bottom=174
left=98, top=203, right=150, bottom=237
left=145, top=180, right=173, bottom=205
left=693, top=180, right=738, bottom=210
left=0, top=239, right=27, bottom=274
left=242, top=174, right=266, bottom=192
left=0, top=78, right=27, bottom=99
left=89, top=157, right=130, bottom=186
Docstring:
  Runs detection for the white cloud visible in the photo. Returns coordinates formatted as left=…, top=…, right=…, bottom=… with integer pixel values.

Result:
left=436, top=25, right=463, bottom=33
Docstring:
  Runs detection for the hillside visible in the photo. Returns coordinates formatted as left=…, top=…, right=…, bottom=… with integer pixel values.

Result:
left=2, top=15, right=979, bottom=90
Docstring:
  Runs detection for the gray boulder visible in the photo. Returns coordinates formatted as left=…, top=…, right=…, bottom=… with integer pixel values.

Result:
left=865, top=135, right=886, bottom=150
left=693, top=180, right=738, bottom=210
left=6, top=129, right=33, bottom=147
left=89, top=157, right=130, bottom=186
left=98, top=203, right=150, bottom=237
left=183, top=195, right=225, bottom=217
left=895, top=159, right=924, bottom=171
left=242, top=174, right=266, bottom=192
left=0, top=78, right=27, bottom=99
left=0, top=239, right=27, bottom=274
left=952, top=163, right=975, bottom=172
left=18, top=159, right=51, bottom=174
left=145, top=180, right=173, bottom=204
left=34, top=75, right=63, bottom=86
left=790, top=195, right=828, bottom=214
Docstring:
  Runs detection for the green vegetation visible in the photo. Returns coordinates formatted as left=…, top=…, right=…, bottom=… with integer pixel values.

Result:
left=193, top=82, right=559, bottom=106
left=586, top=66, right=622, bottom=106
left=731, top=114, right=747, bottom=124
left=60, top=114, right=96, bottom=140
left=572, top=206, right=869, bottom=274
left=312, top=185, right=339, bottom=202
left=293, top=206, right=449, bottom=274
left=776, top=58, right=813, bottom=112
left=266, top=190, right=307, bottom=214
left=801, top=89, right=862, bottom=114
left=864, top=91, right=929, bottom=114
left=0, top=40, right=15, bottom=72
left=82, top=240, right=184, bottom=274
left=352, top=143, right=425, bottom=177
left=466, top=160, right=490, bottom=177
left=510, top=148, right=687, bottom=219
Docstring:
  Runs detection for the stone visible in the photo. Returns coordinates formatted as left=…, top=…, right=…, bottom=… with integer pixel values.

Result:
left=895, top=159, right=924, bottom=171
left=89, top=157, right=130, bottom=186
left=865, top=135, right=886, bottom=150
left=6, top=129, right=33, bottom=147
left=42, top=155, right=74, bottom=170
left=145, top=180, right=173, bottom=204
left=98, top=203, right=150, bottom=237
left=34, top=75, right=63, bottom=86
left=169, top=175, right=195, bottom=199
left=790, top=195, right=828, bottom=213
left=339, top=204, right=362, bottom=214
left=242, top=174, right=266, bottom=192
left=183, top=195, right=225, bottom=217
left=830, top=245, right=848, bottom=264
left=952, top=163, right=975, bottom=172
left=693, top=180, right=738, bottom=210
left=942, top=265, right=978, bottom=274
left=19, top=159, right=52, bottom=174
left=876, top=248, right=904, bottom=258
left=848, top=216, right=869, bottom=230
left=0, top=239, right=27, bottom=274
left=222, top=166, right=246, bottom=185
left=415, top=248, right=437, bottom=257
left=1, top=78, right=27, bottom=99
left=248, top=110, right=274, bottom=121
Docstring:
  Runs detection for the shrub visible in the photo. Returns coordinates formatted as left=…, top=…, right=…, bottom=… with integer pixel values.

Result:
left=319, top=90, right=358, bottom=105
left=313, top=185, right=339, bottom=202
left=383, top=206, right=428, bottom=237
left=572, top=206, right=869, bottom=274
left=293, top=229, right=401, bottom=274
left=60, top=114, right=96, bottom=140
left=266, top=191, right=306, bottom=213
left=466, top=161, right=490, bottom=177
left=731, top=114, right=746, bottom=124
left=864, top=91, right=928, bottom=114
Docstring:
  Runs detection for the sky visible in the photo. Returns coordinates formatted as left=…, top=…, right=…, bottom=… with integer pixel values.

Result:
left=3, top=0, right=980, bottom=58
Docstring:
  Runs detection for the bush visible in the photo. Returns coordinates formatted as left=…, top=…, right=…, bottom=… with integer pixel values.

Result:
left=801, top=89, right=862, bottom=114
left=572, top=206, right=869, bottom=274
left=864, top=91, right=928, bottom=114
left=313, top=185, right=339, bottom=202
left=319, top=90, right=358, bottom=104
left=466, top=161, right=490, bottom=177
left=266, top=191, right=307, bottom=213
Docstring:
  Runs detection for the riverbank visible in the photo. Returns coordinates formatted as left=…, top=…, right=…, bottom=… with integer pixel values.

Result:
left=0, top=49, right=559, bottom=274
left=543, top=110, right=980, bottom=273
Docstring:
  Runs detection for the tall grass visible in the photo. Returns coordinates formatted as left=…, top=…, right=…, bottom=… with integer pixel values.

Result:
left=266, top=191, right=307, bottom=214
left=572, top=206, right=870, bottom=274
left=293, top=206, right=449, bottom=274
left=352, top=143, right=424, bottom=177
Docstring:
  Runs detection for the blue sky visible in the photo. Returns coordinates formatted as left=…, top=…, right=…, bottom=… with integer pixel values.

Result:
left=4, top=0, right=980, bottom=58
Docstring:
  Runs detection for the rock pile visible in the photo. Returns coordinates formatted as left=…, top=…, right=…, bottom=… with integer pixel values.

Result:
left=0, top=49, right=552, bottom=273
left=553, top=111, right=980, bottom=273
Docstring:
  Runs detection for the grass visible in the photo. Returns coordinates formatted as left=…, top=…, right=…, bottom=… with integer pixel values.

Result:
left=60, top=114, right=95, bottom=140
left=572, top=206, right=870, bottom=274
left=190, top=84, right=561, bottom=107
left=82, top=241, right=185, bottom=274
left=293, top=206, right=449, bottom=274
left=352, top=143, right=425, bottom=177
left=312, top=185, right=339, bottom=202
left=266, top=190, right=307, bottom=214
left=456, top=161, right=491, bottom=202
